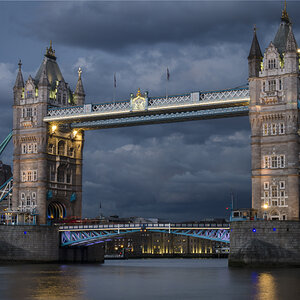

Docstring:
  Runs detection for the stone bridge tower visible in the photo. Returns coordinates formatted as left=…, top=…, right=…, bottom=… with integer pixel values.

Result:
left=12, top=43, right=85, bottom=224
left=249, top=4, right=300, bottom=220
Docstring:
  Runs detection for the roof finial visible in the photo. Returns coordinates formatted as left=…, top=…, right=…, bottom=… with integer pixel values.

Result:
left=136, top=88, right=142, bottom=97
left=253, top=24, right=256, bottom=34
left=18, top=60, right=22, bottom=71
left=78, top=67, right=82, bottom=79
left=45, top=40, right=56, bottom=60
left=281, top=0, right=290, bottom=23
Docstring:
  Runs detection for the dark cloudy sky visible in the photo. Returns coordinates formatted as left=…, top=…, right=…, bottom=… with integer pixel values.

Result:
left=0, top=0, right=298, bottom=221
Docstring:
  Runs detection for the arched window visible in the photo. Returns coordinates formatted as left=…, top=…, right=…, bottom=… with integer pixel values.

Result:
left=57, top=165, right=65, bottom=183
left=58, top=140, right=65, bottom=156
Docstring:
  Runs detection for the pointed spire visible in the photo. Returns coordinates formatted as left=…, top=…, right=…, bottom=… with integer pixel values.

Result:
left=248, top=25, right=262, bottom=59
left=281, top=0, right=290, bottom=24
left=14, top=60, right=24, bottom=89
left=74, top=67, right=85, bottom=96
left=38, top=60, right=49, bottom=87
left=285, top=24, right=298, bottom=52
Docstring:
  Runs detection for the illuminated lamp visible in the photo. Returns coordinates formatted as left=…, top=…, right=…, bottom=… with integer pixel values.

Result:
left=252, top=228, right=256, bottom=233
left=51, top=125, right=57, bottom=134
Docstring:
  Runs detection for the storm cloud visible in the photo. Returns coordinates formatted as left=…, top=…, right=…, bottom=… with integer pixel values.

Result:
left=0, top=1, right=297, bottom=220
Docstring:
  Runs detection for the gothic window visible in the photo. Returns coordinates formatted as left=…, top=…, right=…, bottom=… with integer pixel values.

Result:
left=271, top=124, right=277, bottom=135
left=271, top=156, right=278, bottom=168
left=68, top=147, right=74, bottom=157
left=263, top=82, right=266, bottom=92
left=66, top=171, right=71, bottom=183
left=58, top=141, right=65, bottom=156
left=20, top=193, right=25, bottom=205
left=279, top=155, right=285, bottom=168
left=264, top=156, right=270, bottom=168
left=26, top=195, right=31, bottom=206
left=263, top=123, right=268, bottom=136
left=279, top=79, right=282, bottom=90
left=271, top=186, right=278, bottom=199
left=22, top=172, right=26, bottom=182
left=264, top=191, right=269, bottom=198
left=279, top=123, right=285, bottom=134
left=279, top=181, right=285, bottom=189
left=26, top=107, right=32, bottom=117
left=22, top=108, right=26, bottom=118
left=33, top=107, right=37, bottom=116
left=33, top=143, right=37, bottom=153
left=21, top=144, right=26, bottom=154
left=27, top=144, right=32, bottom=153
left=27, top=171, right=32, bottom=182
left=268, top=59, right=276, bottom=69
left=33, top=170, right=37, bottom=181
left=26, top=90, right=33, bottom=99
left=272, top=199, right=278, bottom=206
left=57, top=166, right=65, bottom=183
left=48, top=144, right=54, bottom=154
left=264, top=182, right=269, bottom=190
left=63, top=94, right=67, bottom=105
left=50, top=165, right=56, bottom=182
left=269, top=80, right=276, bottom=91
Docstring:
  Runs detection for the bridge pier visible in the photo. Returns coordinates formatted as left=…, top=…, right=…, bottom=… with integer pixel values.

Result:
left=0, top=225, right=104, bottom=263
left=229, top=221, right=300, bottom=267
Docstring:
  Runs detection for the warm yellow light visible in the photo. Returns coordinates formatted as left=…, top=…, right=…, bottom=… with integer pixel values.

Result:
left=73, top=130, right=78, bottom=137
left=51, top=125, right=57, bottom=133
left=297, top=49, right=300, bottom=53
left=263, top=204, right=268, bottom=209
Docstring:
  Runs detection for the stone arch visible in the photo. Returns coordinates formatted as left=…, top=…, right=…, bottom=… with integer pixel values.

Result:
left=270, top=210, right=280, bottom=220
left=47, top=201, right=66, bottom=220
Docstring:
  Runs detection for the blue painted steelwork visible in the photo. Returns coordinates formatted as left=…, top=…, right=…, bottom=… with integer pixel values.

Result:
left=0, top=132, right=12, bottom=156
left=59, top=223, right=230, bottom=247
left=71, top=106, right=249, bottom=130
left=0, top=177, right=13, bottom=202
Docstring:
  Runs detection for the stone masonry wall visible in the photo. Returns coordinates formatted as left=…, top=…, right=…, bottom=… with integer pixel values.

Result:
left=0, top=225, right=60, bottom=262
left=229, top=221, right=300, bottom=267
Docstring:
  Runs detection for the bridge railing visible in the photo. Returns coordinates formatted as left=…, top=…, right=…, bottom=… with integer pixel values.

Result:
left=59, top=222, right=230, bottom=231
left=46, top=87, right=249, bottom=119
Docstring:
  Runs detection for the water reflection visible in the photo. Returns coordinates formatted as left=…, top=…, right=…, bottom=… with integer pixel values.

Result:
left=255, top=273, right=278, bottom=300
left=5, top=264, right=85, bottom=300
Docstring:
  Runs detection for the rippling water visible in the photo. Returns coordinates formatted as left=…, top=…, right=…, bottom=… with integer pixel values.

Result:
left=0, top=259, right=300, bottom=300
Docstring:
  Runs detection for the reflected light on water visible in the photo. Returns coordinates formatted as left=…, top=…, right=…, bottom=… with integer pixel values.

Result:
left=256, top=273, right=278, bottom=300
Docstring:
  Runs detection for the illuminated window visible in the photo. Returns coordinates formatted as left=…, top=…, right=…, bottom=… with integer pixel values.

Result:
left=271, top=124, right=277, bottom=135
left=264, top=156, right=270, bottom=168
left=22, top=172, right=26, bottom=182
left=263, top=123, right=269, bottom=136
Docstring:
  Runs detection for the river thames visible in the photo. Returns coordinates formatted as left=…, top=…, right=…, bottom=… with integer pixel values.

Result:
left=0, top=259, right=300, bottom=300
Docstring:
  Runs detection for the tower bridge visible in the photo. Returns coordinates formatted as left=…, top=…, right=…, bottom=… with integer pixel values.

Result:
left=0, top=3, right=299, bottom=234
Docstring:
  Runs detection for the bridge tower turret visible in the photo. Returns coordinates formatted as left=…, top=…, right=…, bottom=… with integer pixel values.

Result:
left=12, top=43, right=84, bottom=224
left=249, top=4, right=300, bottom=220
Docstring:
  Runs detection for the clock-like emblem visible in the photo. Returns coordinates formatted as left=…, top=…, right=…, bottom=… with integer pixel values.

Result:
left=130, top=88, right=148, bottom=111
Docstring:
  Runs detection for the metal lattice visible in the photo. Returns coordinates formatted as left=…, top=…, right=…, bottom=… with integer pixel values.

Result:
left=59, top=223, right=230, bottom=247
left=0, top=177, right=13, bottom=202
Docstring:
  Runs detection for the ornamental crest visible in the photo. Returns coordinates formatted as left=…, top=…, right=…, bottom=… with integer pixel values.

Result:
left=130, top=88, right=148, bottom=111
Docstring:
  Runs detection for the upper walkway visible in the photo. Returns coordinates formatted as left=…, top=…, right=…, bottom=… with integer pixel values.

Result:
left=44, top=87, right=249, bottom=130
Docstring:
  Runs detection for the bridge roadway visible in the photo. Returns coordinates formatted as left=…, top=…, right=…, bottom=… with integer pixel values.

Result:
left=44, top=87, right=249, bottom=129
left=59, top=222, right=230, bottom=247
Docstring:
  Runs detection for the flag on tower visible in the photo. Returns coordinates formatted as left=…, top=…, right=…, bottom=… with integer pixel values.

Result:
left=167, top=68, right=170, bottom=81
left=114, top=73, right=117, bottom=88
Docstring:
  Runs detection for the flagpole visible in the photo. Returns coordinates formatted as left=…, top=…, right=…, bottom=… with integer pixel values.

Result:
left=113, top=73, right=116, bottom=104
left=166, top=67, right=169, bottom=99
